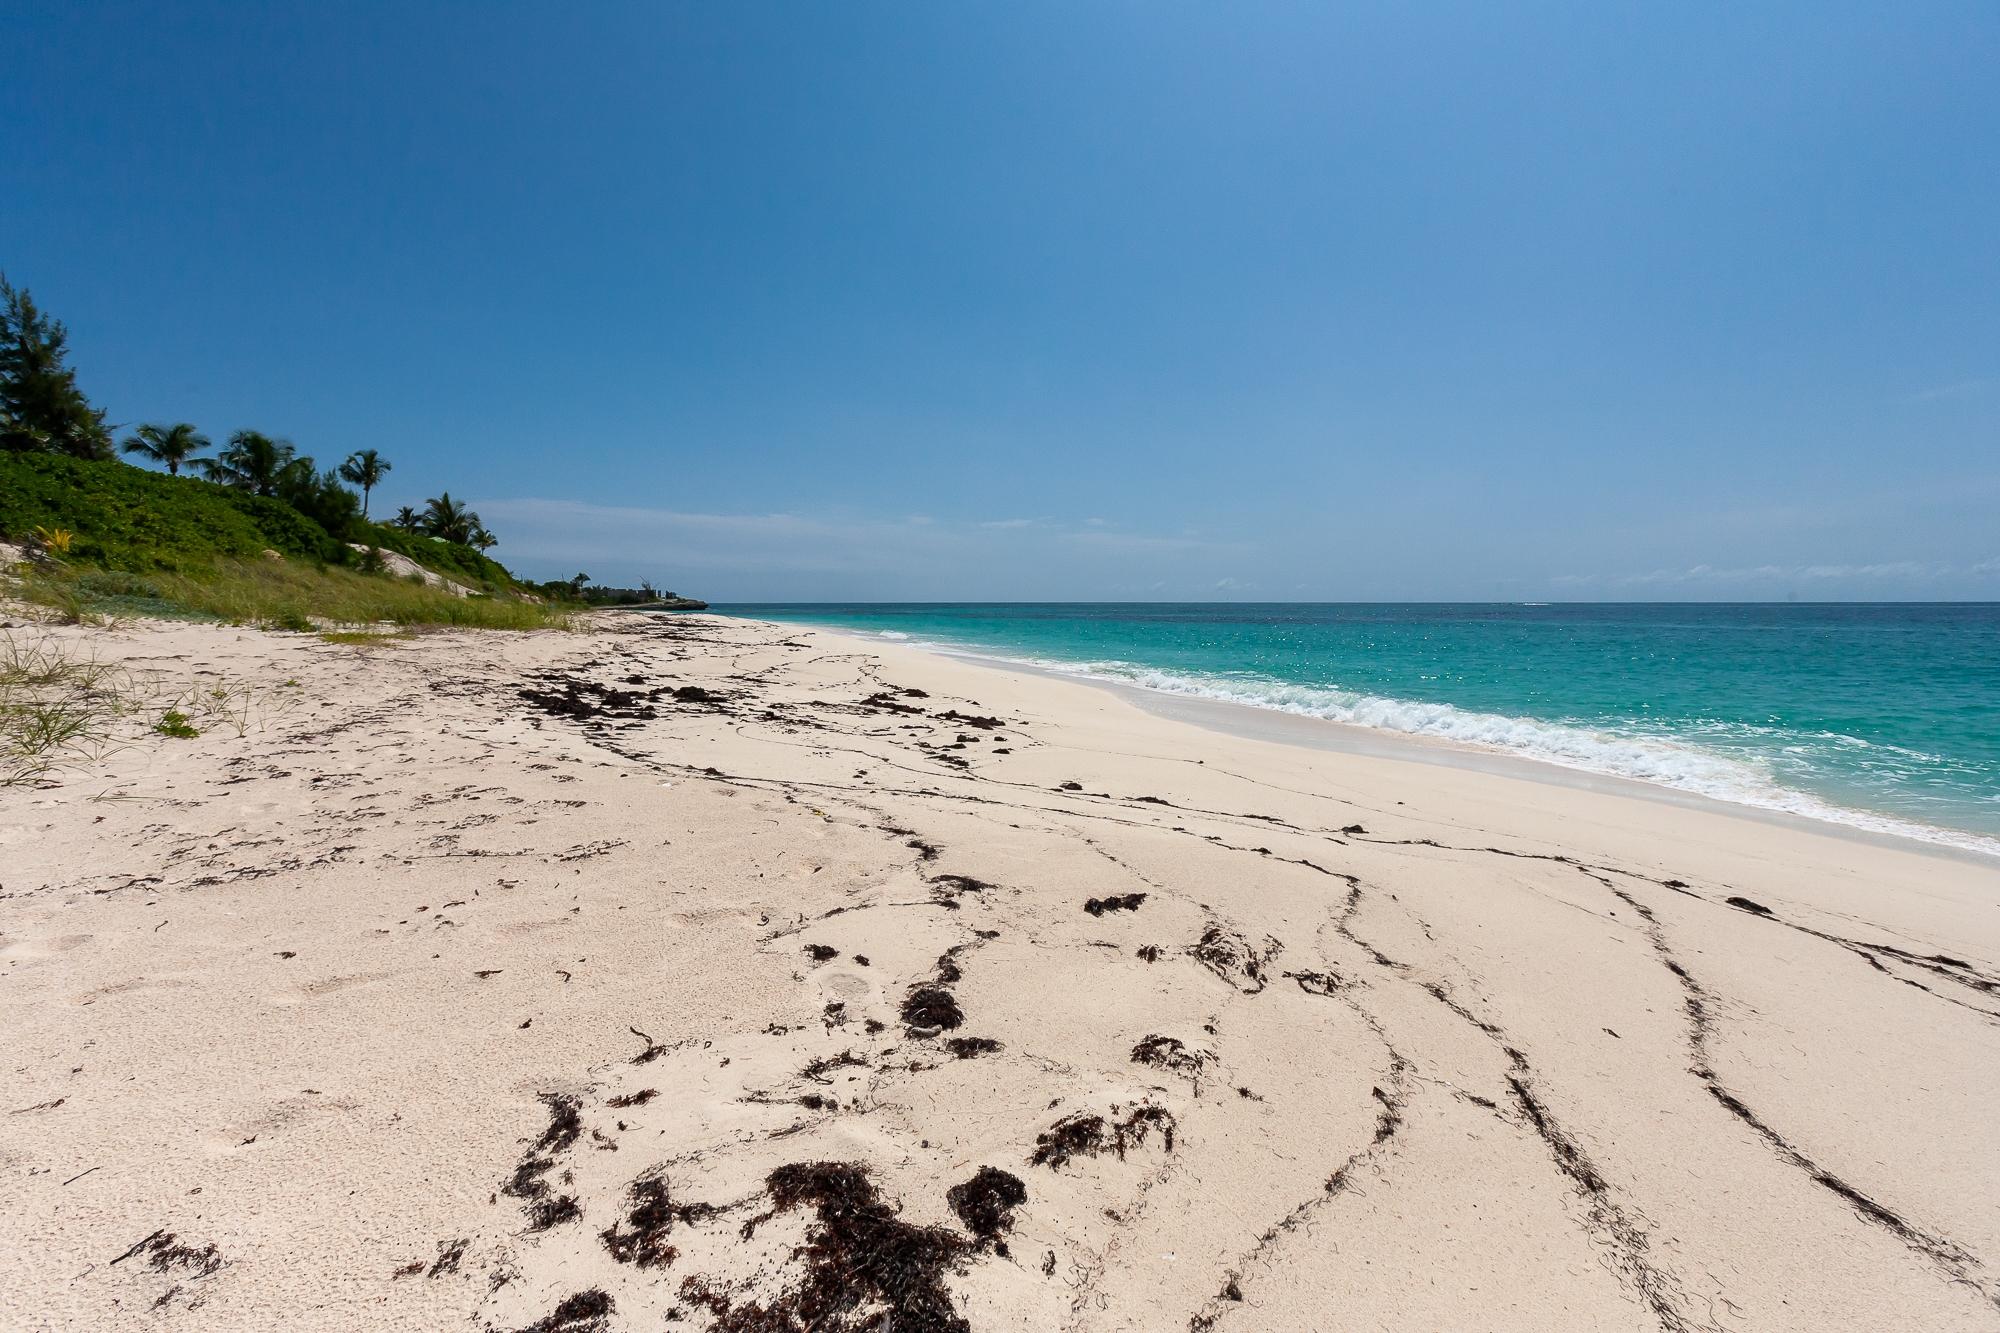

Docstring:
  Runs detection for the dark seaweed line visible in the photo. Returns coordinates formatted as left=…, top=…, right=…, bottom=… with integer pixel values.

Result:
left=1184, top=992, right=1414, bottom=1333
left=1580, top=868, right=1999, bottom=1310
left=1355, top=833, right=2000, bottom=1019
left=1336, top=889, right=1713, bottom=1333
left=1503, top=1073, right=1710, bottom=1333
left=509, top=628, right=1996, bottom=1325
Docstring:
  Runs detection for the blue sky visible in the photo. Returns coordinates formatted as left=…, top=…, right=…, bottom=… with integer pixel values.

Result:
left=5, top=2, right=1997, bottom=600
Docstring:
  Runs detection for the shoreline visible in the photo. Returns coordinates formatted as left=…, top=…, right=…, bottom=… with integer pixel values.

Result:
left=763, top=618, right=2000, bottom=866
left=6, top=611, right=1997, bottom=1331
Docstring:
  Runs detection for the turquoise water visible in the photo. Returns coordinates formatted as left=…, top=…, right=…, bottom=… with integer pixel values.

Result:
left=720, top=603, right=2000, bottom=856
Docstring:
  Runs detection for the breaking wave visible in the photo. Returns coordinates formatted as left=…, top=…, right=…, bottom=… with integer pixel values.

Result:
left=882, top=634, right=2000, bottom=859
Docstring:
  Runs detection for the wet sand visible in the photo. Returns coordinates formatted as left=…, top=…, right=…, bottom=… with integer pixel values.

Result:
left=3, top=612, right=1997, bottom=1332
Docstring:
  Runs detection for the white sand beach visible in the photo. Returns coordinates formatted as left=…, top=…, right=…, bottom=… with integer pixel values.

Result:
left=3, top=613, right=1997, bottom=1332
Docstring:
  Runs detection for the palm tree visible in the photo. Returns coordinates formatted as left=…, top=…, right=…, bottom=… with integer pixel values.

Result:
left=391, top=505, right=420, bottom=531
left=199, top=430, right=295, bottom=495
left=469, top=526, right=497, bottom=552
left=421, top=492, right=480, bottom=545
left=337, top=448, right=391, bottom=517
left=120, top=422, right=210, bottom=476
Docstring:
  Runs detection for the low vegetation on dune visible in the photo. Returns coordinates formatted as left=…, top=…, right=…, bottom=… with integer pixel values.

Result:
left=13, top=560, right=574, bottom=633
left=0, top=632, right=127, bottom=785
left=0, top=625, right=324, bottom=784
left=0, top=272, right=696, bottom=631
left=1, top=452, right=340, bottom=570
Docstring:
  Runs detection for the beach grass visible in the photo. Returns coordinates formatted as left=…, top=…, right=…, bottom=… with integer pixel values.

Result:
left=13, top=559, right=575, bottom=633
left=0, top=632, right=130, bottom=785
left=318, top=629, right=410, bottom=646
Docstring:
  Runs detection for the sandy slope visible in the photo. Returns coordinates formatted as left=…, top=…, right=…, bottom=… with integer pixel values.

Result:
left=1, top=612, right=1996, bottom=1332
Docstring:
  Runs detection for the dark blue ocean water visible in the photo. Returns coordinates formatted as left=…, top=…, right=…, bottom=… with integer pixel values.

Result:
left=719, top=603, right=2000, bottom=855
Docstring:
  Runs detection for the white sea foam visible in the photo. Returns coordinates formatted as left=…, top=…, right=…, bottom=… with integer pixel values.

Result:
left=856, top=629, right=2000, bottom=859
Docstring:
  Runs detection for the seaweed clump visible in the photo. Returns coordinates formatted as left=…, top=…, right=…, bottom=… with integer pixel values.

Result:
left=428, top=1238, right=468, bottom=1277
left=1130, top=1034, right=1216, bottom=1089
left=512, top=1289, right=613, bottom=1333
left=1187, top=925, right=1281, bottom=993
left=936, top=709, right=1004, bottom=730
left=909, top=934, right=989, bottom=1030
left=517, top=676, right=658, bottom=722
left=601, top=1169, right=714, bottom=1268
left=690, top=1161, right=973, bottom=1333
left=928, top=874, right=995, bottom=908
left=802, top=1050, right=867, bottom=1082
left=1028, top=1105, right=1177, bottom=1169
left=111, top=1229, right=223, bottom=1279
left=901, top=986, right=964, bottom=1032
left=109, top=1229, right=225, bottom=1312
left=946, top=1167, right=1028, bottom=1253
left=1083, top=893, right=1146, bottom=917
left=505, top=1092, right=585, bottom=1232
left=944, top=1036, right=1002, bottom=1059
left=860, top=691, right=927, bottom=716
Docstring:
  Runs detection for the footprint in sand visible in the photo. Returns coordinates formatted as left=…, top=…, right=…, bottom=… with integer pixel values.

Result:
left=202, top=1091, right=358, bottom=1156
left=498, top=915, right=573, bottom=937
left=667, top=906, right=761, bottom=929
left=0, top=931, right=94, bottom=961
left=818, top=969, right=872, bottom=1004
left=267, top=970, right=394, bottom=1006
left=73, top=975, right=198, bottom=1005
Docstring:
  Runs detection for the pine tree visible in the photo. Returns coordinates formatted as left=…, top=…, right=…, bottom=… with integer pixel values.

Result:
left=0, top=274, right=113, bottom=459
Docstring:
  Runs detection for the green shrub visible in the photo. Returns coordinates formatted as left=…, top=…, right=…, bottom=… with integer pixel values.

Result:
left=0, top=452, right=339, bottom=569
left=320, top=630, right=406, bottom=646
left=361, top=523, right=522, bottom=592
left=19, top=558, right=572, bottom=632
left=154, top=709, right=200, bottom=738
left=0, top=453, right=550, bottom=601
left=264, top=607, right=315, bottom=633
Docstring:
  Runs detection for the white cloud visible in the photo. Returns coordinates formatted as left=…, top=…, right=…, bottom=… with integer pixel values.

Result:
left=977, top=517, right=1047, bottom=530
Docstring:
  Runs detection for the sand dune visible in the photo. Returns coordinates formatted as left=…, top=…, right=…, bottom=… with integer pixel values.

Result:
left=2, top=613, right=1996, bottom=1332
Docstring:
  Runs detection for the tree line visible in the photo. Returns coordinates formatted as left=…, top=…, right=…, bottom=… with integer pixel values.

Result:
left=2, top=272, right=494, bottom=552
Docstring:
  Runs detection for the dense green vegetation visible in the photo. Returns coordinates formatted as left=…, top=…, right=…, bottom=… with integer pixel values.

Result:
left=1, top=452, right=343, bottom=568
left=0, top=271, right=698, bottom=629
left=16, top=560, right=571, bottom=632
left=524, top=574, right=702, bottom=607
left=1, top=274, right=112, bottom=459
left=367, top=525, right=519, bottom=590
